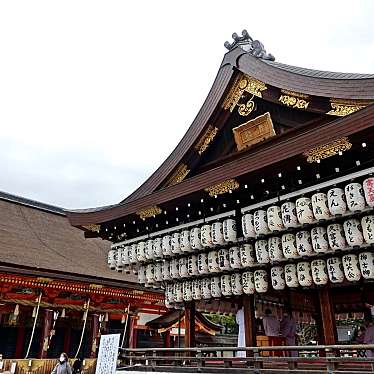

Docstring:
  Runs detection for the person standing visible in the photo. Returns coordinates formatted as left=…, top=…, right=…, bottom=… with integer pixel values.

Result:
left=364, top=319, right=374, bottom=357
left=280, top=311, right=297, bottom=357
left=51, top=353, right=72, bottom=374
left=262, top=308, right=281, bottom=352
left=236, top=307, right=246, bottom=358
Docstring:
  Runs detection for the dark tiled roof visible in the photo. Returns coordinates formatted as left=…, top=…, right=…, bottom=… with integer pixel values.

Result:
left=264, top=60, right=374, bottom=80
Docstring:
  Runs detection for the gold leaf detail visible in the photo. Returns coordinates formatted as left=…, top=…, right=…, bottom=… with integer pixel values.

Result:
left=279, top=94, right=309, bottom=109
left=238, top=98, right=255, bottom=116
left=204, top=179, right=239, bottom=196
left=82, top=224, right=101, bottom=233
left=167, top=164, right=190, bottom=186
left=327, top=100, right=366, bottom=116
left=303, top=137, right=352, bottom=163
left=136, top=206, right=162, bottom=220
left=195, top=125, right=219, bottom=155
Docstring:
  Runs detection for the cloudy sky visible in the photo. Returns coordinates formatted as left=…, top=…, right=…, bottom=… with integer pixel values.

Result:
left=1, top=1, right=373, bottom=209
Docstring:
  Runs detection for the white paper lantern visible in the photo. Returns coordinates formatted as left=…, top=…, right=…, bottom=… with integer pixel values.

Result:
left=311, top=227, right=329, bottom=253
left=296, top=197, right=314, bottom=225
left=297, top=262, right=313, bottom=287
left=359, top=252, right=374, bottom=280
left=223, top=218, right=237, bottom=243
left=242, top=213, right=256, bottom=239
left=362, top=215, right=374, bottom=244
left=115, top=247, right=123, bottom=271
left=170, top=258, right=180, bottom=279
left=137, top=265, right=146, bottom=284
left=240, top=244, right=256, bottom=267
left=171, top=233, right=182, bottom=254
left=282, top=233, right=299, bottom=259
left=327, top=187, right=347, bottom=215
left=201, top=224, right=214, bottom=248
left=254, top=210, right=270, bottom=235
left=285, top=264, right=299, bottom=288
left=327, top=224, right=346, bottom=251
left=267, top=206, right=284, bottom=232
left=343, top=219, right=364, bottom=247
left=197, top=253, right=209, bottom=274
left=342, top=254, right=361, bottom=282
left=255, top=239, right=270, bottom=264
left=192, top=279, right=202, bottom=300
left=327, top=257, right=345, bottom=283
left=108, top=249, right=116, bottom=270
left=190, top=227, right=202, bottom=250
left=154, top=262, right=163, bottom=282
left=145, top=240, right=155, bottom=260
left=180, top=230, right=193, bottom=253
left=136, top=241, right=147, bottom=262
left=268, top=237, right=284, bottom=262
left=271, top=266, right=285, bottom=290
left=311, top=259, right=328, bottom=285
left=254, top=270, right=268, bottom=293
left=363, top=178, right=374, bottom=207
left=187, top=255, right=199, bottom=276
left=281, top=202, right=299, bottom=228
left=121, top=246, right=131, bottom=267
left=166, top=283, right=174, bottom=304
left=229, top=246, right=242, bottom=269
left=129, top=244, right=138, bottom=264
left=210, top=277, right=222, bottom=297
left=173, top=282, right=183, bottom=303
left=220, top=274, right=232, bottom=296
left=218, top=248, right=230, bottom=271
left=183, top=281, right=193, bottom=301
left=231, top=273, right=243, bottom=295
left=201, top=278, right=212, bottom=299
left=179, top=257, right=188, bottom=278
left=211, top=222, right=225, bottom=245
left=153, top=238, right=163, bottom=258
left=207, top=250, right=220, bottom=273
left=345, top=182, right=366, bottom=212
left=162, top=261, right=172, bottom=281
left=162, top=235, right=173, bottom=257
left=311, top=192, right=331, bottom=220
left=296, top=231, right=314, bottom=257
left=145, top=263, right=155, bottom=284
left=242, top=271, right=255, bottom=294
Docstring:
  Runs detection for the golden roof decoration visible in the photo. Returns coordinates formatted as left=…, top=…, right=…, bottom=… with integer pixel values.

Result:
left=195, top=125, right=219, bottom=155
left=136, top=205, right=162, bottom=219
left=204, top=179, right=239, bottom=196
left=303, top=137, right=352, bottom=163
left=166, top=163, right=190, bottom=186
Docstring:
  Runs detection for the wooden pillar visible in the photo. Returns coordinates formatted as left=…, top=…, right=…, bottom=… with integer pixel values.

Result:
left=89, top=314, right=100, bottom=358
left=184, top=301, right=196, bottom=349
left=63, top=322, right=71, bottom=354
left=129, top=316, right=137, bottom=348
left=164, top=330, right=171, bottom=348
left=40, top=309, right=53, bottom=358
left=15, top=323, right=26, bottom=358
left=243, top=295, right=256, bottom=356
left=318, top=288, right=337, bottom=345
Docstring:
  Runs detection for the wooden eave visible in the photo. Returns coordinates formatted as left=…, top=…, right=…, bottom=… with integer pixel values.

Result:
left=67, top=103, right=374, bottom=226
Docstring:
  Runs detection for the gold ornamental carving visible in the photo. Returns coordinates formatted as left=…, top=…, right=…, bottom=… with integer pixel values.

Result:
left=303, top=137, right=352, bottom=163
left=327, top=99, right=367, bottom=116
left=166, top=163, right=190, bottom=186
left=195, top=125, right=218, bottom=155
left=222, top=73, right=267, bottom=113
left=232, top=112, right=276, bottom=151
left=279, top=90, right=309, bottom=110
left=136, top=206, right=162, bottom=219
left=82, top=224, right=101, bottom=233
left=204, top=179, right=239, bottom=196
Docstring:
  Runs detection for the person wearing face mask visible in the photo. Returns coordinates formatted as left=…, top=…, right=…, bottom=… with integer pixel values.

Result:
left=51, top=353, right=72, bottom=374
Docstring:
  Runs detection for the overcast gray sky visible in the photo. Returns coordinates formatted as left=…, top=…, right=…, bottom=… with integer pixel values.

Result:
left=1, top=0, right=373, bottom=209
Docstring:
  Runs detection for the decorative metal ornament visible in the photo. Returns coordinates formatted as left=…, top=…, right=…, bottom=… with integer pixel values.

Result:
left=242, top=213, right=256, bottom=238
left=166, top=163, right=190, bottom=187
left=136, top=205, right=162, bottom=220
left=327, top=99, right=367, bottom=116
left=242, top=271, right=255, bottom=294
left=303, top=137, right=352, bottom=163
left=205, top=179, right=239, bottom=196
left=345, top=182, right=366, bottom=212
left=327, top=187, right=347, bottom=215
left=296, top=197, right=314, bottom=225
left=279, top=90, right=309, bottom=110
left=195, top=125, right=219, bottom=155
left=343, top=219, right=364, bottom=247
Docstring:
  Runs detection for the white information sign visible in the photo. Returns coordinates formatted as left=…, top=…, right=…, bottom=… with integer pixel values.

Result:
left=95, top=334, right=120, bottom=374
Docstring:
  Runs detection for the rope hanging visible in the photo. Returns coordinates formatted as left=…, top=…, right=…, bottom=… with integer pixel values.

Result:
left=120, top=304, right=130, bottom=348
left=74, top=298, right=90, bottom=358
left=25, top=292, right=42, bottom=359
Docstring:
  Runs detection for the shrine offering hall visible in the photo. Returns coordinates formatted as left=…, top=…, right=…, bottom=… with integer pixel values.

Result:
left=66, top=31, right=374, bottom=371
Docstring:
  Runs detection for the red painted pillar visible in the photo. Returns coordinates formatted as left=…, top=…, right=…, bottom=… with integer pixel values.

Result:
left=184, top=301, right=196, bottom=348
left=164, top=330, right=171, bottom=348
left=40, top=309, right=54, bottom=358
left=89, top=314, right=100, bottom=358
left=63, top=322, right=71, bottom=354
left=15, top=323, right=26, bottom=358
left=129, top=316, right=137, bottom=348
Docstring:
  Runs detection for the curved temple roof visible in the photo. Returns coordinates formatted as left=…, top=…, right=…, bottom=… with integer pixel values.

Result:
left=67, top=32, right=374, bottom=226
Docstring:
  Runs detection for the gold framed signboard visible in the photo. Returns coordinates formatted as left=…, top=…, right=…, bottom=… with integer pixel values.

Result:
left=232, top=112, right=275, bottom=151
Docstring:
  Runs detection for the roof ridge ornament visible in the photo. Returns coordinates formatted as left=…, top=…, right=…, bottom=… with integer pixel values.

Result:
left=224, top=30, right=275, bottom=61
